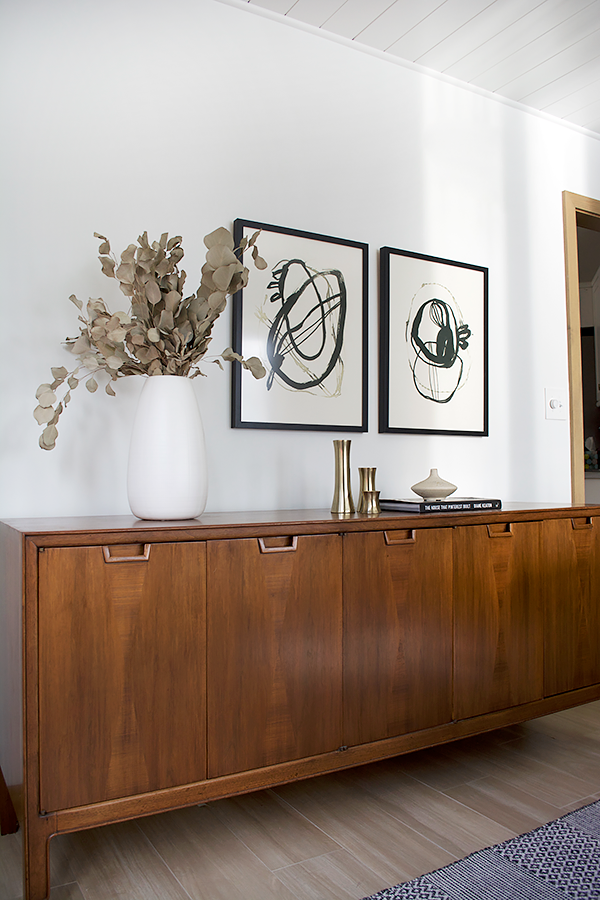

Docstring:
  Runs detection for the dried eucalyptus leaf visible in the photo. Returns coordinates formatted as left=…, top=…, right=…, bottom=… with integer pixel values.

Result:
left=204, top=226, right=234, bottom=251
left=165, top=290, right=181, bottom=312
left=131, top=298, right=149, bottom=319
left=136, top=345, right=160, bottom=363
left=254, top=255, right=268, bottom=270
left=86, top=377, right=98, bottom=393
left=212, top=262, right=241, bottom=292
left=48, top=403, right=62, bottom=426
left=90, top=324, right=107, bottom=340
left=244, top=356, right=267, bottom=379
left=200, top=270, right=216, bottom=292
left=155, top=257, right=173, bottom=277
left=68, top=375, right=79, bottom=389
left=158, top=309, right=174, bottom=331
left=94, top=232, right=108, bottom=241
left=98, top=240, right=110, bottom=255
left=99, top=256, right=116, bottom=277
left=107, top=326, right=127, bottom=343
left=221, top=347, right=242, bottom=363
left=41, top=424, right=58, bottom=449
left=147, top=327, right=160, bottom=342
left=35, top=383, right=53, bottom=399
left=178, top=320, right=193, bottom=343
left=71, top=335, right=90, bottom=354
left=69, top=294, right=83, bottom=310
left=146, top=280, right=161, bottom=305
left=116, top=260, right=135, bottom=283
left=33, top=404, right=55, bottom=425
left=207, top=290, right=226, bottom=310
left=121, top=244, right=137, bottom=264
left=167, top=235, right=182, bottom=251
left=206, top=244, right=238, bottom=269
left=51, top=366, right=68, bottom=380
left=37, top=389, right=57, bottom=408
left=105, top=383, right=116, bottom=396
left=63, top=390, right=71, bottom=406
left=105, top=355, right=124, bottom=370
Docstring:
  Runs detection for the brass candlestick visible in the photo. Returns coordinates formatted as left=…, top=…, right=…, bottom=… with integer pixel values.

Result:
left=331, top=440, right=355, bottom=515
left=362, top=490, right=381, bottom=515
left=357, top=467, right=377, bottom=513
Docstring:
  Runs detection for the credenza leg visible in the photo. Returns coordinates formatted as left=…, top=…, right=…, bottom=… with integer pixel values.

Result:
left=23, top=814, right=55, bottom=900
left=0, top=766, right=18, bottom=835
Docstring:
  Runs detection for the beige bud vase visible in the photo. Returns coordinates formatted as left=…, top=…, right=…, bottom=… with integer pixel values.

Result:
left=411, top=468, right=457, bottom=501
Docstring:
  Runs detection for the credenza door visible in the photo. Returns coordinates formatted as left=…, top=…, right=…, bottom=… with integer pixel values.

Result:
left=343, top=527, right=453, bottom=747
left=207, top=534, right=343, bottom=777
left=543, top=516, right=600, bottom=696
left=453, top=522, right=544, bottom=720
left=38, top=541, right=207, bottom=811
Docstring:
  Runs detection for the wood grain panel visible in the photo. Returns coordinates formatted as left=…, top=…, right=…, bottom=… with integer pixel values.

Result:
left=543, top=516, right=600, bottom=695
left=453, top=522, right=544, bottom=720
left=343, top=528, right=453, bottom=747
left=38, top=542, right=206, bottom=811
left=207, top=535, right=342, bottom=777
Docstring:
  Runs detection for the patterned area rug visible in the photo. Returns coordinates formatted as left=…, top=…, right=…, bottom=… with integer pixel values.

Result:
left=362, top=799, right=600, bottom=899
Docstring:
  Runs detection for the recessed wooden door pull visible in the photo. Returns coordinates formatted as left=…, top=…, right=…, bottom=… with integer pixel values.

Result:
left=384, top=529, right=416, bottom=545
left=486, top=523, right=512, bottom=537
left=571, top=517, right=593, bottom=529
left=102, top=544, right=151, bottom=562
left=258, top=536, right=298, bottom=553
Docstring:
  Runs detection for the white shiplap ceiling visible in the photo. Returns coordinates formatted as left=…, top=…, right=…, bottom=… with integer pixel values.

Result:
left=237, top=0, right=600, bottom=136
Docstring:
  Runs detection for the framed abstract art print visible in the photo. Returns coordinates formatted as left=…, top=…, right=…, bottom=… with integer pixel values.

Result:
left=379, top=246, right=488, bottom=436
left=232, top=219, right=368, bottom=431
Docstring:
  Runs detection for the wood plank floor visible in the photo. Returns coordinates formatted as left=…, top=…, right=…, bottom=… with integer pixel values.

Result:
left=2, top=700, right=600, bottom=900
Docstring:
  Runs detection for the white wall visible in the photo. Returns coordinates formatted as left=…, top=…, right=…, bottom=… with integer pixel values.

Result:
left=1, top=0, right=600, bottom=518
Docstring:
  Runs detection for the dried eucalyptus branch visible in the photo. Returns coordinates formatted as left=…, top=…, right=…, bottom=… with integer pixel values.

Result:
left=34, top=227, right=267, bottom=449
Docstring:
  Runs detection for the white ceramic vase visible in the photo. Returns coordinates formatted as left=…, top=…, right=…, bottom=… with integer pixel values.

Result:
left=127, top=375, right=208, bottom=520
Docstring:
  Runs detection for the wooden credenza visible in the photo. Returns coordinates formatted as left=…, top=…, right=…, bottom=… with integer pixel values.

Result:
left=2, top=504, right=600, bottom=900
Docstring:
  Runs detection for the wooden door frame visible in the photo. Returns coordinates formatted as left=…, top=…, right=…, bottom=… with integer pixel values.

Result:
left=563, top=191, right=600, bottom=504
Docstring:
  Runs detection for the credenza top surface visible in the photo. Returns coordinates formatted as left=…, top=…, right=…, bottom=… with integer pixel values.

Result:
left=2, top=501, right=600, bottom=543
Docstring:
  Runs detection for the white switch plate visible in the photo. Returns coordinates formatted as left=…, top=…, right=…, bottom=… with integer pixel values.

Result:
left=545, top=388, right=567, bottom=420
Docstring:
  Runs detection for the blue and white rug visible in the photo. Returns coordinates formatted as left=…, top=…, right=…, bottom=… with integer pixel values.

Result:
left=362, top=799, right=600, bottom=899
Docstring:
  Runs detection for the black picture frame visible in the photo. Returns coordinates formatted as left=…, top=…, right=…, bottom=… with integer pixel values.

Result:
left=379, top=246, right=488, bottom=436
left=232, top=219, right=368, bottom=432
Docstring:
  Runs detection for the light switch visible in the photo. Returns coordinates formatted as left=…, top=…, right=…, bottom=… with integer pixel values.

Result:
left=545, top=388, right=567, bottom=420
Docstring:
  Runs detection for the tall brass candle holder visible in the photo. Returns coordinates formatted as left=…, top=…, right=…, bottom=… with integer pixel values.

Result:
left=331, top=440, right=355, bottom=515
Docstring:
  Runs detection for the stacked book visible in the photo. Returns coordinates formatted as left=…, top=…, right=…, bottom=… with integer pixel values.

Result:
left=379, top=497, right=502, bottom=513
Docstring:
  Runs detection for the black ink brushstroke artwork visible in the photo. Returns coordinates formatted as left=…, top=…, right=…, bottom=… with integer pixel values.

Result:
left=407, top=288, right=472, bottom=404
left=379, top=246, right=488, bottom=436
left=231, top=220, right=368, bottom=432
left=262, top=259, right=346, bottom=395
